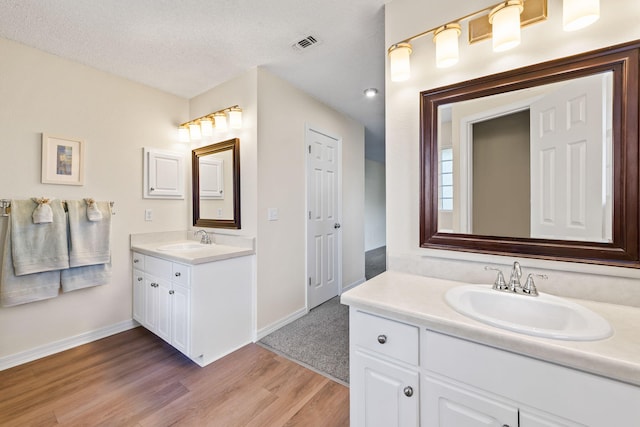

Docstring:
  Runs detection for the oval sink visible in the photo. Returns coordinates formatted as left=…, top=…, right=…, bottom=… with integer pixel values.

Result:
left=157, top=242, right=206, bottom=251
left=445, top=285, right=612, bottom=341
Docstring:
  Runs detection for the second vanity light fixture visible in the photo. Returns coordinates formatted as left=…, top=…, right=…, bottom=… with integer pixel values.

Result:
left=389, top=0, right=600, bottom=82
left=178, top=105, right=243, bottom=142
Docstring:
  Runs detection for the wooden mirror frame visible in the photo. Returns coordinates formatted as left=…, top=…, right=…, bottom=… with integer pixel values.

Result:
left=420, top=41, right=640, bottom=268
left=192, top=138, right=241, bottom=229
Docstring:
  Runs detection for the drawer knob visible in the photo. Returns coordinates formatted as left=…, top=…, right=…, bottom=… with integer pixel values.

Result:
left=175, top=272, right=181, bottom=277
left=133, top=259, right=139, bottom=263
left=137, top=277, right=143, bottom=282
left=169, top=290, right=175, bottom=295
left=377, top=334, right=387, bottom=344
left=403, top=386, right=413, bottom=397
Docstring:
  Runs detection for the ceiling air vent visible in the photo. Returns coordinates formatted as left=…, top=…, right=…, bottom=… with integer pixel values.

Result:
left=292, top=35, right=321, bottom=52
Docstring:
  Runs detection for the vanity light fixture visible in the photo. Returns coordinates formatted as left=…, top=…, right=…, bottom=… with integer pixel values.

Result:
left=388, top=0, right=599, bottom=82
left=177, top=105, right=242, bottom=142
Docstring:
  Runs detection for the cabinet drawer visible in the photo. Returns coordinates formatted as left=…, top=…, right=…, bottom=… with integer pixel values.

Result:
left=352, top=310, right=419, bottom=365
left=144, top=255, right=172, bottom=278
left=132, top=252, right=144, bottom=270
left=172, top=263, right=189, bottom=287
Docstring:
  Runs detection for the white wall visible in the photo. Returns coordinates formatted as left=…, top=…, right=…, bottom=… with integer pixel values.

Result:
left=256, top=69, right=365, bottom=332
left=365, top=159, right=386, bottom=251
left=0, top=38, right=190, bottom=359
left=385, top=0, right=640, bottom=307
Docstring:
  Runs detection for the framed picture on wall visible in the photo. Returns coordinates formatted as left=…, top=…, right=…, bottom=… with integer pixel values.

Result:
left=41, top=134, right=85, bottom=186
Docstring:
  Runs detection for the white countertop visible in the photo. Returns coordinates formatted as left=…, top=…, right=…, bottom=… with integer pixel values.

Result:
left=131, top=240, right=254, bottom=265
left=341, top=271, right=640, bottom=387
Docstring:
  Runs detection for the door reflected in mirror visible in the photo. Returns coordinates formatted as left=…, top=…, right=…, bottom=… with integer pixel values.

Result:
left=437, top=72, right=613, bottom=243
left=192, top=138, right=240, bottom=229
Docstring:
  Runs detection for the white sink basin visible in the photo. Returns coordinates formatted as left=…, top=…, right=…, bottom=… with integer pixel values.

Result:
left=157, top=242, right=206, bottom=251
left=445, top=285, right=612, bottom=341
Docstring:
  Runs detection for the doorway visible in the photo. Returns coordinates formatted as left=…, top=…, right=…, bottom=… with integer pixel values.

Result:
left=306, top=126, right=342, bottom=309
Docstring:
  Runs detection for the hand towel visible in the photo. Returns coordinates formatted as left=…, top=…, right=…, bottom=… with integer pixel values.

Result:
left=1, top=218, right=60, bottom=307
left=66, top=200, right=111, bottom=267
left=32, top=198, right=53, bottom=224
left=11, top=199, right=69, bottom=276
left=61, top=262, right=111, bottom=292
left=85, top=198, right=103, bottom=222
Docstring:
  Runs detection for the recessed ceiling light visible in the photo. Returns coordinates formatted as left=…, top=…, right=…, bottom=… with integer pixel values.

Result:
left=364, top=88, right=379, bottom=98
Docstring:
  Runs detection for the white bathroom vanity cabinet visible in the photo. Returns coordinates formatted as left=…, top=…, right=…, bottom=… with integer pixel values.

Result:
left=344, top=272, right=640, bottom=427
left=131, top=232, right=254, bottom=367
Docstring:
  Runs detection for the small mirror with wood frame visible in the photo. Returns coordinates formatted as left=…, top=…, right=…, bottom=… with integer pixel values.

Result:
left=192, top=138, right=241, bottom=229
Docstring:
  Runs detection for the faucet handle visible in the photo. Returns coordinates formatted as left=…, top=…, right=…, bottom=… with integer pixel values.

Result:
left=518, top=273, right=547, bottom=296
left=485, top=266, right=509, bottom=291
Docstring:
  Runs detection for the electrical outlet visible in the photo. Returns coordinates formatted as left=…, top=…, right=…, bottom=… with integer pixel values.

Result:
left=217, top=208, right=223, bottom=218
left=145, top=209, right=153, bottom=221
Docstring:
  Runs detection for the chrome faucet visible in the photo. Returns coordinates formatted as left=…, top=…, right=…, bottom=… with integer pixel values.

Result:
left=194, top=229, right=212, bottom=244
left=485, top=261, right=547, bottom=297
left=508, top=261, right=522, bottom=292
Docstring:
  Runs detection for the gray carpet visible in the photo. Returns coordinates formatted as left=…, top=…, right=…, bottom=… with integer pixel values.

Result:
left=259, top=296, right=350, bottom=385
left=366, top=245, right=386, bottom=280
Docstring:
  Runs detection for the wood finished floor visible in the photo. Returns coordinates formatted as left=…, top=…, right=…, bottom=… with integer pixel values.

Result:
left=0, top=327, right=350, bottom=427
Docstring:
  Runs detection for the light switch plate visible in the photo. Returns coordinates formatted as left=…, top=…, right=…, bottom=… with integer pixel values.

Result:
left=267, top=208, right=279, bottom=221
left=145, top=209, right=153, bottom=221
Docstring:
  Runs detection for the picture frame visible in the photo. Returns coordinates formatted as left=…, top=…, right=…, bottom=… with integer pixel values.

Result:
left=41, top=134, right=84, bottom=186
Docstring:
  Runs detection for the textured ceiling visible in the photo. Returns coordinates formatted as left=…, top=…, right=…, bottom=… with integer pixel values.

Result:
left=0, top=0, right=387, bottom=162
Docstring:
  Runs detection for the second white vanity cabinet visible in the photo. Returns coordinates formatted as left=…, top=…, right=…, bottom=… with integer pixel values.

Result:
left=349, top=306, right=640, bottom=427
left=132, top=251, right=252, bottom=367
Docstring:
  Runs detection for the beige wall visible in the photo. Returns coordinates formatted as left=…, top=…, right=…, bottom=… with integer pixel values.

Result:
left=365, top=159, right=386, bottom=251
left=0, top=38, right=190, bottom=359
left=256, top=69, right=365, bottom=332
left=386, top=0, right=640, bottom=306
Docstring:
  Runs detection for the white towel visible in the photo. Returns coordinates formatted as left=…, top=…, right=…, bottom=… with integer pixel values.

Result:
left=0, top=218, right=60, bottom=307
left=66, top=200, right=111, bottom=267
left=61, top=262, right=111, bottom=292
left=11, top=199, right=69, bottom=276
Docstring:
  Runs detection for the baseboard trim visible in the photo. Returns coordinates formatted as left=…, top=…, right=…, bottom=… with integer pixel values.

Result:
left=0, top=319, right=138, bottom=371
left=342, top=277, right=366, bottom=293
left=255, top=307, right=308, bottom=341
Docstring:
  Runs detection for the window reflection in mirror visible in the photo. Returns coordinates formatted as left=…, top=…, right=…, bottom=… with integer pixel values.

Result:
left=437, top=72, right=613, bottom=243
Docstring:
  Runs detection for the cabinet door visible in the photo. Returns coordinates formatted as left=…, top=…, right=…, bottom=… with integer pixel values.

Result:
left=144, top=148, right=184, bottom=199
left=352, top=350, right=419, bottom=427
left=156, top=278, right=172, bottom=343
left=144, top=275, right=159, bottom=332
left=171, top=283, right=190, bottom=355
left=422, top=374, right=518, bottom=427
left=133, top=269, right=145, bottom=323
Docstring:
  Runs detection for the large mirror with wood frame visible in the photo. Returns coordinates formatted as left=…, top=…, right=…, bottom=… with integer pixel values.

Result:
left=192, top=138, right=241, bottom=229
left=420, top=41, right=640, bottom=267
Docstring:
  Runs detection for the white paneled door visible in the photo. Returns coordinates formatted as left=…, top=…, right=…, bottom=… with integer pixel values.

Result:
left=306, top=127, right=342, bottom=309
left=530, top=73, right=610, bottom=242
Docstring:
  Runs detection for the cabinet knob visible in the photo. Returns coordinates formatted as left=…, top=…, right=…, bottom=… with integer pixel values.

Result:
left=403, top=386, right=413, bottom=397
left=133, top=259, right=139, bottom=263
left=377, top=334, right=387, bottom=344
left=175, top=272, right=181, bottom=277
left=169, top=290, right=175, bottom=295
left=137, top=277, right=143, bottom=282
left=150, top=187, right=155, bottom=192
left=150, top=282, right=157, bottom=288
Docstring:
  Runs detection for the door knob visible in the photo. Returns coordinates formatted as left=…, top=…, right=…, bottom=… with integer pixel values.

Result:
left=334, top=223, right=341, bottom=229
